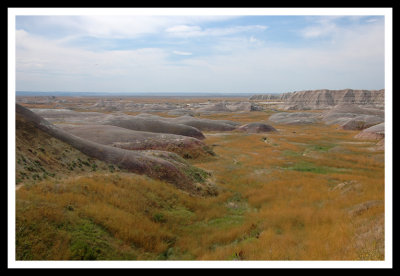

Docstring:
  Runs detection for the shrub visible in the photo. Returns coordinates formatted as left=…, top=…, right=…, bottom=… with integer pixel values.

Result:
left=153, top=213, right=166, bottom=223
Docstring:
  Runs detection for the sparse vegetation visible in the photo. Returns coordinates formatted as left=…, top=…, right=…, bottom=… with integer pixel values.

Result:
left=15, top=114, right=122, bottom=186
left=15, top=102, right=385, bottom=261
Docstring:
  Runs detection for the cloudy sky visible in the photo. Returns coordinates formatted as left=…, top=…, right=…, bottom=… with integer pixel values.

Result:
left=14, top=10, right=386, bottom=93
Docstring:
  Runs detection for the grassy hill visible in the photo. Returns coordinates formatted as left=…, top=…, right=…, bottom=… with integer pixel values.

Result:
left=15, top=113, right=217, bottom=260
left=16, top=113, right=121, bottom=187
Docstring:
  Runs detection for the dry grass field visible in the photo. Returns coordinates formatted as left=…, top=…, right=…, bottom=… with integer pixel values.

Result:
left=15, top=106, right=385, bottom=261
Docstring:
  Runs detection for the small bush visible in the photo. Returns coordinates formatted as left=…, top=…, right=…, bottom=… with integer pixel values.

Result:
left=153, top=213, right=166, bottom=223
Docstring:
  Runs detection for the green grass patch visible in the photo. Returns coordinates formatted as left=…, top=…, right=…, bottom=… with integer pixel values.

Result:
left=182, top=165, right=210, bottom=183
left=67, top=218, right=137, bottom=260
left=164, top=207, right=195, bottom=225
left=207, top=215, right=244, bottom=228
left=307, top=143, right=336, bottom=152
left=282, top=150, right=302, bottom=157
left=283, top=143, right=335, bottom=157
left=68, top=219, right=112, bottom=260
left=285, top=161, right=346, bottom=174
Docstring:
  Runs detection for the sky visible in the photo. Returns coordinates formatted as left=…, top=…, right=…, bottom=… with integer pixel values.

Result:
left=13, top=10, right=387, bottom=94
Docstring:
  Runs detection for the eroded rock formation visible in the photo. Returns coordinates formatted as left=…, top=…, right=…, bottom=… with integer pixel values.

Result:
left=322, top=104, right=384, bottom=130
left=58, top=124, right=214, bottom=159
left=354, top=123, right=385, bottom=140
left=16, top=104, right=216, bottom=195
left=31, top=109, right=206, bottom=140
left=268, top=112, right=319, bottom=125
left=237, top=122, right=277, bottom=133
left=251, top=89, right=384, bottom=110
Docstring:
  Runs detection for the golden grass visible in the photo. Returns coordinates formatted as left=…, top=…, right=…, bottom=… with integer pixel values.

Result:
left=194, top=113, right=384, bottom=260
left=16, top=109, right=385, bottom=260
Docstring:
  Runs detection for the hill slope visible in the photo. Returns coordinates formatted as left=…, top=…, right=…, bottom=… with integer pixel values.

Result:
left=16, top=104, right=216, bottom=195
left=16, top=112, right=119, bottom=186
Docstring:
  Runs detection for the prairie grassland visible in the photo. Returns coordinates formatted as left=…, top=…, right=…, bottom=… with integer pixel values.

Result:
left=193, top=112, right=384, bottom=260
left=15, top=110, right=385, bottom=260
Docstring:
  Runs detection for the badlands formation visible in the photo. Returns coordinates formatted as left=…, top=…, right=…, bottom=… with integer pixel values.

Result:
left=16, top=104, right=217, bottom=195
left=17, top=99, right=273, bottom=195
left=17, top=89, right=385, bottom=159
left=252, top=89, right=385, bottom=144
left=16, top=89, right=385, bottom=190
left=251, top=89, right=384, bottom=110
left=15, top=89, right=386, bottom=261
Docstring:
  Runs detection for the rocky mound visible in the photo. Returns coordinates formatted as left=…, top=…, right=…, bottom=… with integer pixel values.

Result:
left=135, top=113, right=240, bottom=132
left=31, top=108, right=115, bottom=124
left=31, top=109, right=206, bottom=140
left=194, top=101, right=261, bottom=114
left=268, top=112, right=319, bottom=125
left=32, top=108, right=107, bottom=122
left=195, top=102, right=232, bottom=114
left=102, top=114, right=206, bottom=140
left=340, top=116, right=384, bottom=130
left=225, top=102, right=261, bottom=112
left=171, top=116, right=240, bottom=131
left=322, top=104, right=384, bottom=130
left=59, top=124, right=214, bottom=159
left=16, top=104, right=215, bottom=195
left=237, top=122, right=277, bottom=133
left=167, top=109, right=195, bottom=116
left=323, top=103, right=384, bottom=117
left=354, top=123, right=385, bottom=140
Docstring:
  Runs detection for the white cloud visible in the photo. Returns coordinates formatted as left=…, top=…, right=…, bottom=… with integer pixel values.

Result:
left=168, top=20, right=384, bottom=92
left=165, top=24, right=268, bottom=38
left=18, top=15, right=241, bottom=40
left=172, top=50, right=192, bottom=56
left=15, top=30, right=173, bottom=91
left=166, top=25, right=201, bottom=34
left=366, top=18, right=378, bottom=23
left=300, top=17, right=338, bottom=38
left=77, top=16, right=173, bottom=38
left=15, top=17, right=384, bottom=93
left=301, top=24, right=336, bottom=38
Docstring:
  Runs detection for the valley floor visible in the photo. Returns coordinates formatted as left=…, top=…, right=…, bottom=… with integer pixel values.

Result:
left=15, top=110, right=385, bottom=261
